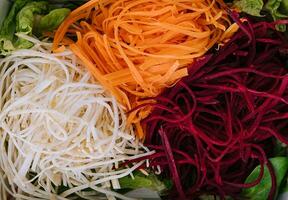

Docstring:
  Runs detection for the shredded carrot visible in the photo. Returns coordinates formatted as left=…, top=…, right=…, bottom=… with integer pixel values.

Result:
left=53, top=0, right=237, bottom=139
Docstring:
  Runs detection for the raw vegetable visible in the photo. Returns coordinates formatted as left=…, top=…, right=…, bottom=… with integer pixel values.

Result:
left=0, top=35, right=153, bottom=200
left=36, top=8, right=71, bottom=34
left=53, top=0, right=238, bottom=138
left=0, top=1, right=286, bottom=200
left=233, top=0, right=264, bottom=16
left=243, top=157, right=288, bottom=200
left=140, top=15, right=288, bottom=199
left=119, top=171, right=170, bottom=193
left=0, top=0, right=31, bottom=55
left=232, top=0, right=288, bottom=31
left=0, top=0, right=70, bottom=55
left=119, top=171, right=172, bottom=199
left=16, top=1, right=49, bottom=34
left=264, top=0, right=288, bottom=31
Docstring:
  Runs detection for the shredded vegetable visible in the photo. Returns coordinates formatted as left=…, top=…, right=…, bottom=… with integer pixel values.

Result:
left=141, top=16, right=288, bottom=199
left=53, top=0, right=238, bottom=138
left=0, top=35, right=153, bottom=200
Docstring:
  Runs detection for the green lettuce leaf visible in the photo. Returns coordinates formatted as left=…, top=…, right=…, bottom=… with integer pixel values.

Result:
left=231, top=0, right=288, bottom=32
left=0, top=0, right=70, bottom=56
left=36, top=8, right=70, bottom=34
left=233, top=0, right=264, bottom=16
left=16, top=1, right=49, bottom=34
left=14, top=1, right=49, bottom=50
left=242, top=157, right=288, bottom=200
left=119, top=171, right=171, bottom=195
left=264, top=0, right=288, bottom=32
left=0, top=0, right=31, bottom=55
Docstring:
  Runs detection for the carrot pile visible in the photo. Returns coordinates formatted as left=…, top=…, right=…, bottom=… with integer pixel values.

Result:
left=53, top=0, right=237, bottom=138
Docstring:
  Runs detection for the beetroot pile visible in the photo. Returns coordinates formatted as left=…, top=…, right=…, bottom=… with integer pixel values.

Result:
left=142, top=15, right=288, bottom=199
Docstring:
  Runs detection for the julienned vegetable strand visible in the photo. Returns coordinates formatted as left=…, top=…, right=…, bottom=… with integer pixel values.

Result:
left=53, top=0, right=238, bottom=138
left=0, top=35, right=153, bottom=200
left=141, top=16, right=288, bottom=198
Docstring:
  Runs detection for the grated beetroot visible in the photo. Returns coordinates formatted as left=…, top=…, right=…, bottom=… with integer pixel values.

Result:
left=142, top=14, right=288, bottom=199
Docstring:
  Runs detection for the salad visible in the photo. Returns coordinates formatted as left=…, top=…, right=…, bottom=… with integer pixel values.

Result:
left=0, top=0, right=287, bottom=199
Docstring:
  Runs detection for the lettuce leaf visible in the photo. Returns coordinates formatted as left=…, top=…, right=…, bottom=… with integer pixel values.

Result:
left=16, top=1, right=49, bottom=34
left=242, top=157, right=288, bottom=199
left=36, top=8, right=70, bottom=34
left=231, top=0, right=288, bottom=32
left=233, top=0, right=264, bottom=16
left=0, top=0, right=31, bottom=55
left=119, top=171, right=172, bottom=195
left=0, top=0, right=70, bottom=56
left=264, top=0, right=288, bottom=32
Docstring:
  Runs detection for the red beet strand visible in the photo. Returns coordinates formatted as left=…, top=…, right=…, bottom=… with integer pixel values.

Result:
left=140, top=16, right=288, bottom=199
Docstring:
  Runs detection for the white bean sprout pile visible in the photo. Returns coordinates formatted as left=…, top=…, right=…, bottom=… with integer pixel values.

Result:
left=0, top=37, right=153, bottom=200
